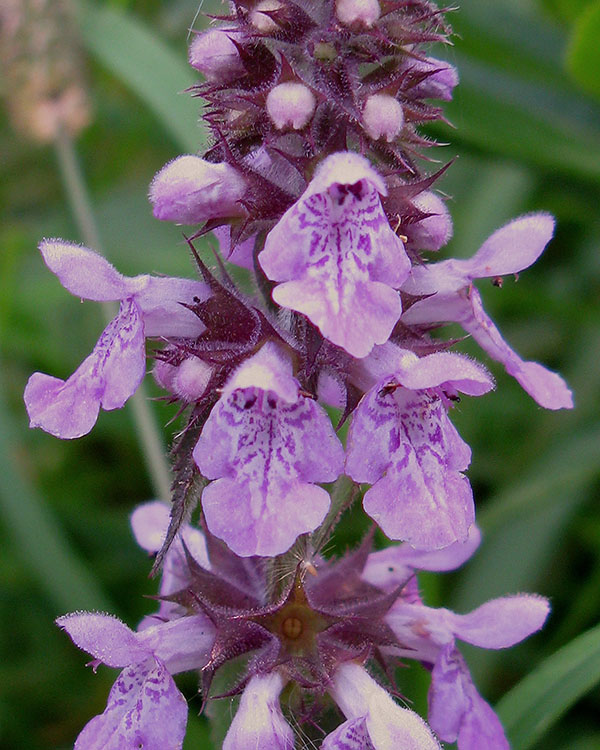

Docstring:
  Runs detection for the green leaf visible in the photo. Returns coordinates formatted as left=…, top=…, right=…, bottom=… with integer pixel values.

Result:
left=497, top=622, right=600, bottom=750
left=77, top=1, right=204, bottom=152
left=567, top=1, right=600, bottom=100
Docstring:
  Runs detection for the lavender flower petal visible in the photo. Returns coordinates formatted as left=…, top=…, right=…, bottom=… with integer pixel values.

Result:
left=24, top=299, right=145, bottom=438
left=346, top=386, right=474, bottom=549
left=74, top=660, right=187, bottom=750
left=194, top=344, right=344, bottom=556
left=429, top=644, right=509, bottom=750
left=448, top=594, right=550, bottom=649
left=259, top=152, right=410, bottom=358
left=363, top=524, right=481, bottom=591
left=57, top=612, right=148, bottom=668
left=322, top=717, right=375, bottom=749
left=223, top=672, right=294, bottom=750
left=330, top=662, right=441, bottom=750
left=39, top=239, right=148, bottom=301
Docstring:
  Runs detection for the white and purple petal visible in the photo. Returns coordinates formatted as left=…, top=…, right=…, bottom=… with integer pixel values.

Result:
left=428, top=644, right=509, bottom=750
left=346, top=386, right=474, bottom=549
left=194, top=385, right=344, bottom=556
left=329, top=662, right=441, bottom=750
left=259, top=152, right=410, bottom=358
left=223, top=672, right=294, bottom=750
left=25, top=299, right=146, bottom=438
left=74, top=660, right=187, bottom=750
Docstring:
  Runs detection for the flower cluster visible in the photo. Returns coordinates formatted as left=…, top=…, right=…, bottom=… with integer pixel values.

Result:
left=27, top=1, right=573, bottom=749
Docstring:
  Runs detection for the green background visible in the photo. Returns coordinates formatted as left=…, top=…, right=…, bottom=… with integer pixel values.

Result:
left=1, top=1, right=599, bottom=748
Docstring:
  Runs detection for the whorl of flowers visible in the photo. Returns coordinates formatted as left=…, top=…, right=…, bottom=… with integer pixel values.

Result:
left=26, top=2, right=573, bottom=749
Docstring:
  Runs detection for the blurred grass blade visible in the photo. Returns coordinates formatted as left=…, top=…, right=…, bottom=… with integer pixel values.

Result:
left=431, top=58, right=600, bottom=181
left=567, top=1, right=600, bottom=100
left=449, top=428, right=600, bottom=689
left=77, top=0, right=203, bottom=152
left=0, top=367, right=112, bottom=614
left=497, top=622, right=600, bottom=750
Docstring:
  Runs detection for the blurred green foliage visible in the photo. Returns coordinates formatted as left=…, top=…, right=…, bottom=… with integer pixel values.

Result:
left=0, top=1, right=599, bottom=748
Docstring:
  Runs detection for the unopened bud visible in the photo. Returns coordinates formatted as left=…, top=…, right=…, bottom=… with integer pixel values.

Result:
left=336, top=0, right=380, bottom=28
left=172, top=357, right=213, bottom=402
left=188, top=29, right=245, bottom=83
left=362, top=94, right=404, bottom=142
left=404, top=56, right=458, bottom=101
left=409, top=191, right=453, bottom=251
left=250, top=1, right=283, bottom=34
left=266, top=82, right=316, bottom=130
left=149, top=155, right=247, bottom=225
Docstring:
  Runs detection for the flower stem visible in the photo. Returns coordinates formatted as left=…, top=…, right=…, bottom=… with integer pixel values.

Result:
left=54, top=126, right=172, bottom=504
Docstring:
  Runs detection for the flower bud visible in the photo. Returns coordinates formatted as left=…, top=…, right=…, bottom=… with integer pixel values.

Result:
left=149, top=155, right=247, bottom=224
left=250, top=1, right=283, bottom=34
left=188, top=29, right=244, bottom=83
left=410, top=191, right=453, bottom=251
left=362, top=94, right=404, bottom=142
left=405, top=56, right=459, bottom=101
left=266, top=82, right=316, bottom=130
left=172, top=357, right=212, bottom=402
left=336, top=0, right=380, bottom=28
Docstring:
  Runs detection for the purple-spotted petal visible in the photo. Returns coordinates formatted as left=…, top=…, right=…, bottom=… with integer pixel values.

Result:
left=194, top=343, right=343, bottom=556
left=74, top=660, right=187, bottom=750
left=346, top=386, right=474, bottom=549
left=259, top=152, right=410, bottom=357
left=222, top=342, right=299, bottom=403
left=223, top=672, right=294, bottom=750
left=24, top=299, right=146, bottom=438
left=57, top=613, right=149, bottom=668
left=39, top=239, right=148, bottom=301
left=322, top=717, right=375, bottom=749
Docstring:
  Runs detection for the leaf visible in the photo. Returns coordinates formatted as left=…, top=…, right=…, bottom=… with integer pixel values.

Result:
left=567, top=1, right=600, bottom=100
left=496, top=622, right=600, bottom=750
left=77, top=1, right=204, bottom=152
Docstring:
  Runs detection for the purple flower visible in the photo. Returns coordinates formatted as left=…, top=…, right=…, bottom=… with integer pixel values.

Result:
left=149, top=155, right=247, bottom=225
left=193, top=342, right=345, bottom=556
left=324, top=661, right=441, bottom=749
left=57, top=611, right=215, bottom=750
left=401, top=213, right=574, bottom=409
left=222, top=672, right=294, bottom=750
left=259, top=152, right=411, bottom=358
left=384, top=594, right=550, bottom=750
left=24, top=240, right=209, bottom=439
left=362, top=523, right=482, bottom=592
left=346, top=348, right=494, bottom=549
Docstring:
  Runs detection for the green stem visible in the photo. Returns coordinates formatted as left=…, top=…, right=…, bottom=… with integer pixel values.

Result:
left=54, top=126, right=172, bottom=504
